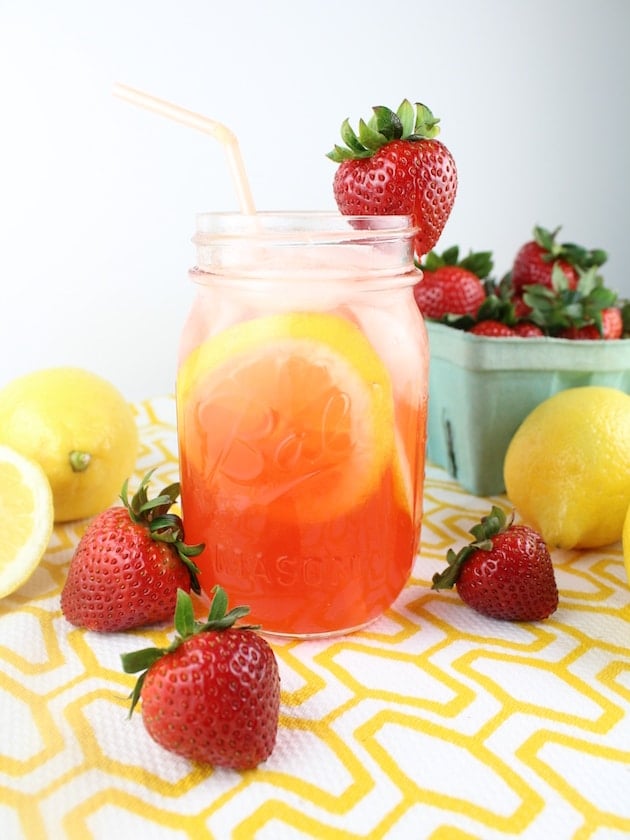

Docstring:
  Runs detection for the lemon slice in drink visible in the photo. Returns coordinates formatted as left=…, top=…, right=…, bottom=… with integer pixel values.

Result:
left=0, top=445, right=54, bottom=598
left=177, top=312, right=395, bottom=523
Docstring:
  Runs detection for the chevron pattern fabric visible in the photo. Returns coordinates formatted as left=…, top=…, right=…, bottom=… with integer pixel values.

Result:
left=1, top=395, right=629, bottom=839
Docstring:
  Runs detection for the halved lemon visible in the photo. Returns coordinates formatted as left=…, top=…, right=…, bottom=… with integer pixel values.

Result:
left=177, top=312, right=395, bottom=523
left=0, top=444, right=54, bottom=598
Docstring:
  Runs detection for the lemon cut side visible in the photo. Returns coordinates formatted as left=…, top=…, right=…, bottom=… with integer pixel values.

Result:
left=0, top=445, right=54, bottom=598
left=177, top=312, right=396, bottom=523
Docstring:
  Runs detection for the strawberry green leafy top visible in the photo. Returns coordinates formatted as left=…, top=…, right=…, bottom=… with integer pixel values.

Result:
left=327, top=100, right=441, bottom=162
left=121, top=586, right=256, bottom=714
left=121, top=470, right=204, bottom=589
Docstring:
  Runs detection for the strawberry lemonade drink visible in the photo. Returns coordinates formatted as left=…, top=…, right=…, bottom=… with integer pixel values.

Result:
left=112, top=87, right=429, bottom=635
left=176, top=212, right=428, bottom=636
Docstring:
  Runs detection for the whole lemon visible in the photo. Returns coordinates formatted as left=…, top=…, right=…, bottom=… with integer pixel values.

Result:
left=504, top=386, right=630, bottom=549
left=0, top=367, right=139, bottom=522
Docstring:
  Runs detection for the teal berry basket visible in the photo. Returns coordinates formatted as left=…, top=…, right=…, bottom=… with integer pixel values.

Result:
left=425, top=320, right=630, bottom=496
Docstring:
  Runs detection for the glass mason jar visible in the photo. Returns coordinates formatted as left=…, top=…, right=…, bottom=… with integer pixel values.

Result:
left=176, top=212, right=428, bottom=637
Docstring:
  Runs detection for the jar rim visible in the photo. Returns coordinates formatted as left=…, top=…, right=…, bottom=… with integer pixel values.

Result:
left=193, top=211, right=417, bottom=245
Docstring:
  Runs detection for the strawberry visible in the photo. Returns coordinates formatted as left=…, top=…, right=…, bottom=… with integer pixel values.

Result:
left=524, top=264, right=619, bottom=339
left=121, top=587, right=280, bottom=770
left=327, top=100, right=457, bottom=257
left=61, top=471, right=203, bottom=632
left=512, top=322, right=545, bottom=337
left=512, top=238, right=577, bottom=293
left=432, top=506, right=558, bottom=622
left=512, top=295, right=533, bottom=320
left=469, top=320, right=516, bottom=337
left=414, top=246, right=491, bottom=319
left=558, top=306, right=623, bottom=340
left=511, top=225, right=607, bottom=295
left=600, top=306, right=624, bottom=339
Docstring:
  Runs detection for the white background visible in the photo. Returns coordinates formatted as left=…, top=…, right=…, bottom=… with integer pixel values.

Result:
left=1, top=0, right=628, bottom=401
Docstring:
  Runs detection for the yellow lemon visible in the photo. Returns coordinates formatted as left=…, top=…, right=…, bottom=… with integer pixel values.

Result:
left=504, top=386, right=630, bottom=549
left=0, top=445, right=54, bottom=597
left=0, top=367, right=139, bottom=522
left=177, top=312, right=395, bottom=523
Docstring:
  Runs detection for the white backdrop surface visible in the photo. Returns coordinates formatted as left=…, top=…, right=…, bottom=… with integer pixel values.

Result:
left=1, top=0, right=628, bottom=400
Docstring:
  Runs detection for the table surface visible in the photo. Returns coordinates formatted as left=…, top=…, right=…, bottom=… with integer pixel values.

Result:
left=2, top=395, right=629, bottom=840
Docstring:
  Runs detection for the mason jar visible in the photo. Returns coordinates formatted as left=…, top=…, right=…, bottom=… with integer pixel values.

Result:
left=176, top=212, right=428, bottom=637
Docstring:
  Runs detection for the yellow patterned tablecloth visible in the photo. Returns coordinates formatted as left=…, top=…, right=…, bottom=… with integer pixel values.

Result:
left=1, top=395, right=629, bottom=840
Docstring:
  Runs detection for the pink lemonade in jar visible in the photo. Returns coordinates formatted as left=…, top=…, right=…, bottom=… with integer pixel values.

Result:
left=176, top=213, right=428, bottom=637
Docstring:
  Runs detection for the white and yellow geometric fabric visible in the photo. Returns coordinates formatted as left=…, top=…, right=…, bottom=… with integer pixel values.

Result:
left=1, top=396, right=629, bottom=839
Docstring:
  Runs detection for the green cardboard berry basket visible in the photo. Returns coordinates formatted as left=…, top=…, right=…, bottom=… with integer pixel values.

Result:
left=425, top=320, right=630, bottom=496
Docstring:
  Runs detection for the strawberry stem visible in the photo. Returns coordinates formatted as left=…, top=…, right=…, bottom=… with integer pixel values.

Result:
left=523, top=265, right=617, bottom=334
left=419, top=246, right=494, bottom=279
left=121, top=587, right=258, bottom=715
left=327, top=100, right=441, bottom=162
left=120, top=471, right=204, bottom=594
left=533, top=225, right=608, bottom=269
left=432, top=506, right=511, bottom=590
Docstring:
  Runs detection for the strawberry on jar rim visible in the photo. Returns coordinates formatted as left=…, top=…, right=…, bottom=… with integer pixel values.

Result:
left=327, top=100, right=457, bottom=258
left=432, top=506, right=558, bottom=622
left=121, top=587, right=281, bottom=770
left=60, top=471, right=203, bottom=632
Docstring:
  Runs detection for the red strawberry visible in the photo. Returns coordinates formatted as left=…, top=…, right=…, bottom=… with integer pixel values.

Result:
left=61, top=472, right=202, bottom=632
left=512, top=322, right=545, bottom=337
left=512, top=240, right=577, bottom=294
left=558, top=306, right=623, bottom=340
left=604, top=305, right=625, bottom=339
left=121, top=587, right=280, bottom=770
left=511, top=225, right=607, bottom=295
left=512, top=295, right=532, bottom=320
left=469, top=320, right=516, bottom=337
left=327, top=100, right=457, bottom=257
left=414, top=246, right=491, bottom=319
left=414, top=268, right=484, bottom=318
left=432, top=506, right=558, bottom=621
